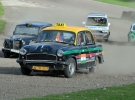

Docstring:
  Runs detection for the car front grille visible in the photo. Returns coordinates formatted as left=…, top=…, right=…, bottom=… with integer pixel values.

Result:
left=26, top=53, right=57, bottom=60
left=13, top=40, right=22, bottom=50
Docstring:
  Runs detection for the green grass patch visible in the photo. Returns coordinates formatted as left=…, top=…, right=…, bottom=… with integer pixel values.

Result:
left=0, top=3, right=4, bottom=16
left=20, top=83, right=135, bottom=100
left=95, top=0, right=135, bottom=8
left=0, top=19, right=6, bottom=34
left=0, top=2, right=6, bottom=34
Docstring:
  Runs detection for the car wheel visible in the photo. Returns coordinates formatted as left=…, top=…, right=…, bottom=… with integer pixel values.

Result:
left=89, top=57, right=99, bottom=73
left=3, top=52, right=10, bottom=58
left=20, top=64, right=31, bottom=75
left=105, top=39, right=108, bottom=42
left=64, top=58, right=76, bottom=78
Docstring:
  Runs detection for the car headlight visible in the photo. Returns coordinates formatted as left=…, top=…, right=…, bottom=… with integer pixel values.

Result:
left=20, top=48, right=27, bottom=55
left=57, top=49, right=64, bottom=57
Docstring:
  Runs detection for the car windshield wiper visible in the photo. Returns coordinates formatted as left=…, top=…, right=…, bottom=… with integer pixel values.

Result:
left=39, top=40, right=73, bottom=45
left=30, top=34, right=37, bottom=36
left=96, top=24, right=107, bottom=26
left=19, top=33, right=29, bottom=35
left=53, top=40, right=69, bottom=44
left=40, top=40, right=54, bottom=42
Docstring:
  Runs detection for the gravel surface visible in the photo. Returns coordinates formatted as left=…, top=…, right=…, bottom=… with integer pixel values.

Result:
left=0, top=0, right=135, bottom=100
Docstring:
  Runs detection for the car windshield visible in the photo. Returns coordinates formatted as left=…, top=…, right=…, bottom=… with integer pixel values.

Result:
left=37, top=30, right=75, bottom=44
left=86, top=17, right=108, bottom=26
left=133, top=25, right=135, bottom=30
left=14, top=26, right=40, bottom=36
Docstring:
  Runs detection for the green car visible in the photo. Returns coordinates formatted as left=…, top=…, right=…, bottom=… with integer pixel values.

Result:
left=128, top=23, right=135, bottom=42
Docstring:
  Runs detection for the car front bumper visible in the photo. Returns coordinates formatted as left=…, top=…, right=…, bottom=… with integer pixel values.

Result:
left=16, top=58, right=68, bottom=65
left=128, top=35, right=135, bottom=42
left=17, top=58, right=69, bottom=71
left=2, top=47, right=20, bottom=54
left=93, top=32, right=110, bottom=40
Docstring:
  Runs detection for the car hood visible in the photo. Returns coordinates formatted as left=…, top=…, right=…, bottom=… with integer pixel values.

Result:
left=24, top=42, right=73, bottom=54
left=11, top=35, right=36, bottom=42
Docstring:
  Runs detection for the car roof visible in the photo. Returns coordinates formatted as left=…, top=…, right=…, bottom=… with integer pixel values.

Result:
left=17, top=21, right=52, bottom=27
left=87, top=13, right=107, bottom=18
left=131, top=23, right=135, bottom=26
left=41, top=25, right=92, bottom=34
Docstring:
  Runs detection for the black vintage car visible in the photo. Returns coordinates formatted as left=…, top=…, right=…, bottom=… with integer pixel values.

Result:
left=16, top=23, right=104, bottom=78
left=2, top=21, right=52, bottom=58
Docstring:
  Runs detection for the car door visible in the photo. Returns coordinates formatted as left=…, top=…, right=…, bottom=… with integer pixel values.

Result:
left=76, top=31, right=91, bottom=69
left=84, top=31, right=97, bottom=68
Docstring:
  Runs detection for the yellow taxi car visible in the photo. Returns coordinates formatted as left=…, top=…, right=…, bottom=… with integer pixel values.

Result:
left=16, top=23, right=104, bottom=78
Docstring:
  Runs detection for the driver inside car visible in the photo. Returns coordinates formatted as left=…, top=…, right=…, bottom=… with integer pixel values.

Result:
left=55, top=32, right=64, bottom=42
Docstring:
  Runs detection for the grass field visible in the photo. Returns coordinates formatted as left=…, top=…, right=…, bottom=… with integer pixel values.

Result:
left=0, top=2, right=6, bottom=34
left=95, top=0, right=135, bottom=8
left=21, top=83, right=135, bottom=100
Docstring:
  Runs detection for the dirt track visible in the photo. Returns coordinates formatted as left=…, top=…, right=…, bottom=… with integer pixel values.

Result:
left=0, top=0, right=135, bottom=100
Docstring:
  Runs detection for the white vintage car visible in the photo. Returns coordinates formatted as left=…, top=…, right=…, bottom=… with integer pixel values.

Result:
left=83, top=13, right=110, bottom=42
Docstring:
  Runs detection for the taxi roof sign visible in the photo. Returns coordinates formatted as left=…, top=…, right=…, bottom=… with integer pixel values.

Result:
left=55, top=23, right=66, bottom=28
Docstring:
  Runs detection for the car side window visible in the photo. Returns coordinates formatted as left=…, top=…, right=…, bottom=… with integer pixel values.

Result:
left=85, top=31, right=94, bottom=44
left=77, top=32, right=84, bottom=45
left=37, top=31, right=47, bottom=41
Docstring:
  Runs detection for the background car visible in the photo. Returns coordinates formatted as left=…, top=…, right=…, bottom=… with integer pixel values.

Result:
left=128, top=23, right=135, bottom=42
left=2, top=21, right=52, bottom=58
left=17, top=23, right=104, bottom=78
left=83, top=13, right=110, bottom=42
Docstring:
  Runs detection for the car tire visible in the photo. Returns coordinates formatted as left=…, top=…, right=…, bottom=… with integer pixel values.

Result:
left=3, top=52, right=10, bottom=58
left=64, top=58, right=76, bottom=78
left=20, top=64, right=31, bottom=75
left=89, top=57, right=99, bottom=73
left=105, top=39, right=108, bottom=42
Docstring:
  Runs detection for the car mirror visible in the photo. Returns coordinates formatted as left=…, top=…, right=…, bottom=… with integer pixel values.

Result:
left=30, top=39, right=36, bottom=44
left=108, top=23, right=110, bottom=26
left=82, top=21, right=86, bottom=25
left=13, top=31, right=15, bottom=35
left=131, top=30, right=134, bottom=33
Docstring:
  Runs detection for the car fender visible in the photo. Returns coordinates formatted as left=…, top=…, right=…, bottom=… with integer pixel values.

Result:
left=65, top=55, right=78, bottom=69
